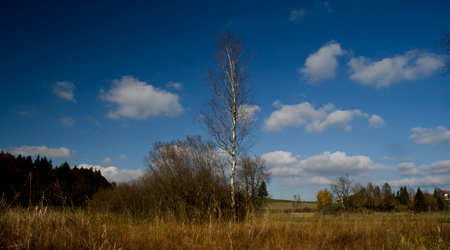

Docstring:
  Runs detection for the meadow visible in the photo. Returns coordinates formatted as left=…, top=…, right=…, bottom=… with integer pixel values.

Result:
left=1, top=201, right=449, bottom=250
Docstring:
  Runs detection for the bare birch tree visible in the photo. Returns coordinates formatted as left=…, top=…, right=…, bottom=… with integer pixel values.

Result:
left=198, top=32, right=256, bottom=219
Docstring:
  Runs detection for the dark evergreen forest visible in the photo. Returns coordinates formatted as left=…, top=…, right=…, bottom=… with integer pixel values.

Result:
left=0, top=152, right=111, bottom=207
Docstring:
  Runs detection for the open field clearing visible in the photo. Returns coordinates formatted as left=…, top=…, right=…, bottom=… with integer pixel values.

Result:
left=265, top=200, right=317, bottom=213
left=1, top=206, right=449, bottom=250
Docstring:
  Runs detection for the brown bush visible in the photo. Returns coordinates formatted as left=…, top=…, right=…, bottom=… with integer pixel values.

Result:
left=90, top=136, right=232, bottom=221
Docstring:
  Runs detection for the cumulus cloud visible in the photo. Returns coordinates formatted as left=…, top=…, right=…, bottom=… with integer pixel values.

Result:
left=268, top=151, right=382, bottom=177
left=53, top=81, right=76, bottom=102
left=348, top=50, right=443, bottom=88
left=318, top=109, right=364, bottom=132
left=264, top=102, right=325, bottom=132
left=300, top=41, right=345, bottom=83
left=299, top=151, right=382, bottom=175
left=102, top=157, right=113, bottom=165
left=78, top=164, right=145, bottom=183
left=3, top=145, right=71, bottom=158
left=409, top=126, right=450, bottom=145
left=264, top=101, right=376, bottom=133
left=262, top=151, right=300, bottom=166
left=263, top=151, right=301, bottom=176
left=290, top=8, right=306, bottom=22
left=368, top=114, right=385, bottom=128
left=99, top=76, right=183, bottom=120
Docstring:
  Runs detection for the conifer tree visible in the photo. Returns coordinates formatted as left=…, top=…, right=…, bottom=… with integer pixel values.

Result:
left=414, top=187, right=427, bottom=212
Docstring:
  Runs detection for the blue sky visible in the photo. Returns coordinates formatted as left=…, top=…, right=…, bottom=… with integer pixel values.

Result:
left=1, top=0, right=450, bottom=200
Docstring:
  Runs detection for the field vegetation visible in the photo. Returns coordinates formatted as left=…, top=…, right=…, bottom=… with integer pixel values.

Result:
left=1, top=201, right=449, bottom=249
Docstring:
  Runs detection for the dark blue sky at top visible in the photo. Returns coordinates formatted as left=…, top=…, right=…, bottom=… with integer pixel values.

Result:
left=1, top=0, right=450, bottom=200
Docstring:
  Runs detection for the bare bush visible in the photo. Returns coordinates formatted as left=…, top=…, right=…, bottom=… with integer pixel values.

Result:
left=235, top=155, right=270, bottom=214
left=91, top=136, right=231, bottom=222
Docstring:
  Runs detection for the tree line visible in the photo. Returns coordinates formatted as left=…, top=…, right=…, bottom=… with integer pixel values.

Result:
left=0, top=151, right=111, bottom=207
left=317, top=174, right=448, bottom=213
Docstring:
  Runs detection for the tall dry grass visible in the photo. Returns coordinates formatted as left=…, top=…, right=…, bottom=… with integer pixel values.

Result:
left=1, top=206, right=449, bottom=249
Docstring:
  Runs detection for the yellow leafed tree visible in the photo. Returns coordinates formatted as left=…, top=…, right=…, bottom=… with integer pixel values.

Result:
left=317, top=188, right=333, bottom=209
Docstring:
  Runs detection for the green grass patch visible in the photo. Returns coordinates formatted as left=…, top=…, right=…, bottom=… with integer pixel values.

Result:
left=265, top=200, right=317, bottom=213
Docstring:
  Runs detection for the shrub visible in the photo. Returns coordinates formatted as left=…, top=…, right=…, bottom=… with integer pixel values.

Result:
left=302, top=207, right=312, bottom=213
left=90, top=136, right=232, bottom=221
left=321, top=205, right=344, bottom=215
left=394, top=204, right=409, bottom=213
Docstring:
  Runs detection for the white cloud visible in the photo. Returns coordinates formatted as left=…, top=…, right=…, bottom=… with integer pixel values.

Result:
left=53, top=81, right=76, bottom=102
left=397, top=162, right=423, bottom=176
left=383, top=156, right=413, bottom=162
left=102, top=157, right=113, bottom=165
left=290, top=8, right=306, bottom=22
left=396, top=159, right=450, bottom=176
left=264, top=102, right=325, bottom=132
left=348, top=50, right=443, bottom=88
left=313, top=109, right=364, bottom=132
left=368, top=115, right=385, bottom=128
left=238, top=104, right=261, bottom=122
left=299, top=151, right=382, bottom=176
left=300, top=41, right=345, bottom=83
left=166, top=81, right=182, bottom=90
left=383, top=175, right=450, bottom=188
left=99, top=76, right=183, bottom=120
left=420, top=160, right=450, bottom=174
left=3, top=145, right=71, bottom=158
left=78, top=164, right=145, bottom=183
left=264, top=101, right=370, bottom=133
left=263, top=151, right=301, bottom=176
left=120, top=154, right=128, bottom=160
left=409, top=126, right=450, bottom=145
left=60, top=117, right=76, bottom=128
left=268, top=150, right=382, bottom=177
left=303, top=176, right=331, bottom=186
left=262, top=151, right=300, bottom=166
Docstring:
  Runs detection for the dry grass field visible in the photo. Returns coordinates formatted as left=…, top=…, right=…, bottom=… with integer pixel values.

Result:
left=1, top=204, right=449, bottom=250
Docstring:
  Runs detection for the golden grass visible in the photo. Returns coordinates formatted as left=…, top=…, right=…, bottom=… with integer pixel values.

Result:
left=1, top=206, right=449, bottom=249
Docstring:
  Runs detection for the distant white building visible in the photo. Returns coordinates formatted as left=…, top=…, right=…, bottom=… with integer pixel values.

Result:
left=443, top=190, right=450, bottom=201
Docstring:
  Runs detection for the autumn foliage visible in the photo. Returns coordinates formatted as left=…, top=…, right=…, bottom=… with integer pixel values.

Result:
left=316, top=188, right=333, bottom=209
